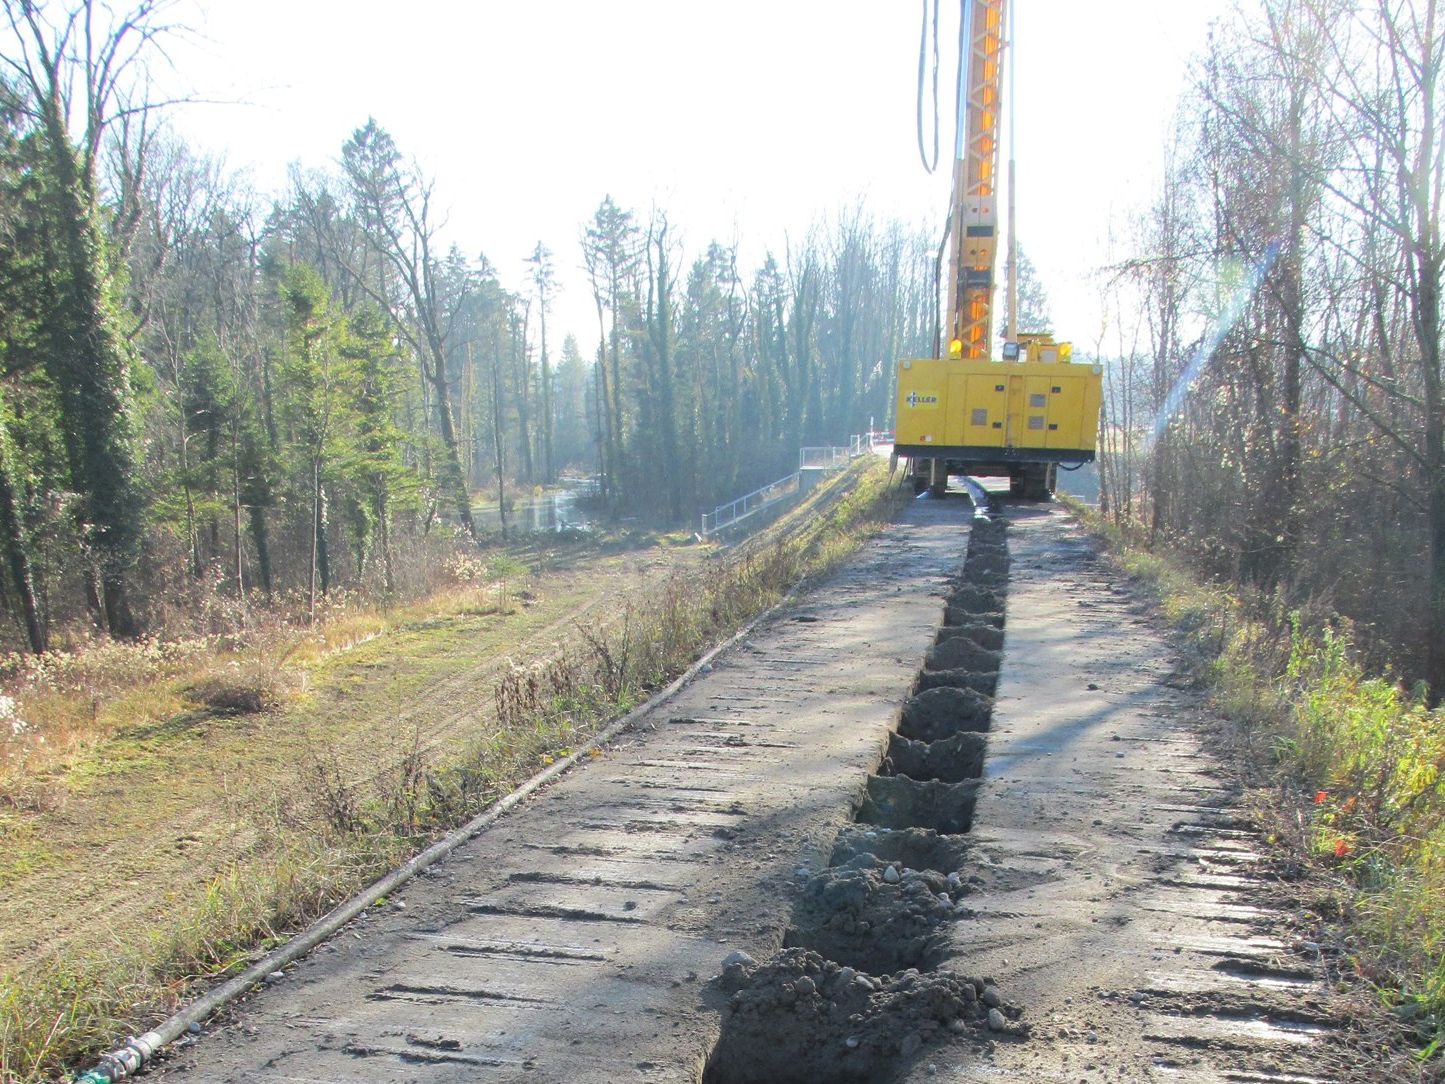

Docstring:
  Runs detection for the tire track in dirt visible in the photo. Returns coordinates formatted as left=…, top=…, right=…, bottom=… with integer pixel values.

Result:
left=0, top=548, right=693, bottom=970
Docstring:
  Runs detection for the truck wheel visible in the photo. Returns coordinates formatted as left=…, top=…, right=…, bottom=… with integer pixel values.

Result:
left=928, top=459, right=948, bottom=497
left=1020, top=465, right=1051, bottom=500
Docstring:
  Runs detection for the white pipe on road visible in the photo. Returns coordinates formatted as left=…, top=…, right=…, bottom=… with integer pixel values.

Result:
left=74, top=606, right=781, bottom=1083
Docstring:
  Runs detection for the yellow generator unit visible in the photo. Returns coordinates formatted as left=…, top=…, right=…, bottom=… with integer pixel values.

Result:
left=894, top=334, right=1102, bottom=499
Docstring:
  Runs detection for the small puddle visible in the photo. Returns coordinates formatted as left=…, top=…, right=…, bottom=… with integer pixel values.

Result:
left=472, top=478, right=597, bottom=533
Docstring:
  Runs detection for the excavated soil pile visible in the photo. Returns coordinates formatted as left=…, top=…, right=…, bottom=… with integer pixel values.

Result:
left=897, top=685, right=993, bottom=742
left=829, top=826, right=972, bottom=872
left=859, top=774, right=980, bottom=834
left=705, top=949, right=1012, bottom=1084
left=945, top=583, right=1001, bottom=614
left=925, top=635, right=1002, bottom=673
left=936, top=621, right=1005, bottom=651
left=706, top=510, right=1015, bottom=1082
left=913, top=666, right=997, bottom=696
left=784, top=858, right=964, bottom=973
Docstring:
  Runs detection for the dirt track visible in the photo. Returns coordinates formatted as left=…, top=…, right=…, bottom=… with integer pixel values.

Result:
left=0, top=543, right=693, bottom=972
left=145, top=498, right=1365, bottom=1082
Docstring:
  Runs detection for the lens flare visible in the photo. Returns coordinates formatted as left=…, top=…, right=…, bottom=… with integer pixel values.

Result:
left=1148, top=241, right=1281, bottom=448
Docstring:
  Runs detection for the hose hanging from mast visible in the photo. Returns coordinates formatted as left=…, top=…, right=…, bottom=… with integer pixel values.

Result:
left=916, top=0, right=941, bottom=172
left=930, top=1, right=973, bottom=352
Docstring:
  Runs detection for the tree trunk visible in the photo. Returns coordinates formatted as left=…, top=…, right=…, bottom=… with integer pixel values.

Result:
left=37, top=94, right=142, bottom=637
left=317, top=480, right=331, bottom=596
left=248, top=503, right=273, bottom=598
left=1276, top=94, right=1307, bottom=581
left=428, top=345, right=474, bottom=535
left=490, top=338, right=509, bottom=540
left=377, top=492, right=395, bottom=594
left=1418, top=244, right=1444, bottom=697
left=540, top=304, right=554, bottom=482
left=0, top=421, right=45, bottom=653
left=308, top=459, right=320, bottom=621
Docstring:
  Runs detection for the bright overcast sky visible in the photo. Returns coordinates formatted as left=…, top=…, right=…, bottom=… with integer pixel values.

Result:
left=157, top=0, right=1231, bottom=353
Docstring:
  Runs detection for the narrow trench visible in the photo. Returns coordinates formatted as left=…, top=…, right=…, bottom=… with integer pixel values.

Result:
left=702, top=509, right=1016, bottom=1084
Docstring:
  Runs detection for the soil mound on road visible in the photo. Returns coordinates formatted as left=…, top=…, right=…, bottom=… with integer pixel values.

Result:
left=859, top=775, right=980, bottom=834
left=829, top=826, right=971, bottom=872
left=925, top=636, right=1002, bottom=674
left=785, top=862, right=960, bottom=973
left=899, top=685, right=993, bottom=740
left=913, top=667, right=998, bottom=697
left=935, top=622, right=1005, bottom=651
left=944, top=584, right=1002, bottom=614
left=706, top=948, right=1002, bottom=1084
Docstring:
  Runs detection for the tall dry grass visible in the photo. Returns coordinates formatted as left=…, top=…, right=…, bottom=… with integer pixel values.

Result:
left=0, top=555, right=515, bottom=792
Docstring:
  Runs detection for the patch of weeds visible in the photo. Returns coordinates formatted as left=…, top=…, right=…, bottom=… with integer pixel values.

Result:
left=0, top=833, right=406, bottom=1084
left=183, top=658, right=290, bottom=716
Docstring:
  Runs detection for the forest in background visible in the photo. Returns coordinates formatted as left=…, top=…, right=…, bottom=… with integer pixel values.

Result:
left=0, top=1, right=938, bottom=655
left=1095, top=0, right=1444, bottom=693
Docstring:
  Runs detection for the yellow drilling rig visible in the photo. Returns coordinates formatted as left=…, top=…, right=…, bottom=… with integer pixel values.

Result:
left=894, top=0, right=1101, bottom=499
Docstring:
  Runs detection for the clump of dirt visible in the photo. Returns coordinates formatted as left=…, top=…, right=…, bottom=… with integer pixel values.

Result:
left=898, top=685, right=993, bottom=741
left=884, top=729, right=985, bottom=783
left=962, top=552, right=1008, bottom=577
left=183, top=663, right=290, bottom=715
left=705, top=948, right=1012, bottom=1084
left=935, top=622, right=1005, bottom=652
left=967, top=538, right=1007, bottom=556
left=913, top=667, right=997, bottom=697
left=960, top=566, right=1006, bottom=590
left=830, top=826, right=971, bottom=872
left=944, top=600, right=1004, bottom=628
left=965, top=546, right=1007, bottom=564
left=859, top=774, right=980, bottom=834
left=946, top=584, right=1001, bottom=613
left=784, top=860, right=963, bottom=973
left=970, top=515, right=1008, bottom=535
left=925, top=636, right=1002, bottom=674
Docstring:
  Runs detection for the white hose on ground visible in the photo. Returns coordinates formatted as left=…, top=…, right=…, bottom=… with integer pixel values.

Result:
left=74, top=604, right=780, bottom=1083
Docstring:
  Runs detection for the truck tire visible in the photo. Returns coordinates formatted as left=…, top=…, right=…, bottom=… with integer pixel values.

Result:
left=1019, top=464, right=1052, bottom=500
left=929, top=458, right=948, bottom=498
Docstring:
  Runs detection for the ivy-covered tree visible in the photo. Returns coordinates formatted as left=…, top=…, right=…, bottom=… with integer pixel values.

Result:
left=1, top=0, right=160, bottom=636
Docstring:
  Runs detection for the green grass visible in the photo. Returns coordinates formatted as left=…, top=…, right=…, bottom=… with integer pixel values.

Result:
left=1072, top=500, right=1445, bottom=1062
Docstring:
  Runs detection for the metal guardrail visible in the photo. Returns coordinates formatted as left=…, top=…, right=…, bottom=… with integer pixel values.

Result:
left=699, top=434, right=895, bottom=539
left=799, top=446, right=851, bottom=470
left=700, top=472, right=801, bottom=538
left=848, top=431, right=895, bottom=457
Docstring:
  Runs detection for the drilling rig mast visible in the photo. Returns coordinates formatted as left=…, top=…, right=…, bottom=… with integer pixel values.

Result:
left=895, top=0, right=1101, bottom=499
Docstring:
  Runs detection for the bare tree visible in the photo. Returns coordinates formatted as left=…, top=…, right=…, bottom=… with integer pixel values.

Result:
left=527, top=242, right=556, bottom=483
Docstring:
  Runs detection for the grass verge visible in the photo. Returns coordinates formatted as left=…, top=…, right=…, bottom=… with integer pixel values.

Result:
left=1070, top=500, right=1445, bottom=1067
left=0, top=458, right=901, bottom=1084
